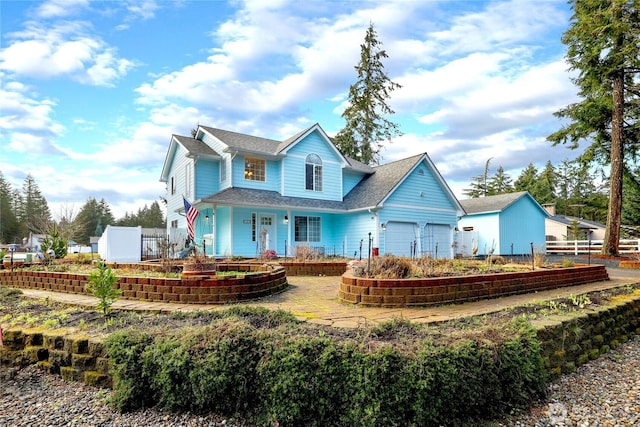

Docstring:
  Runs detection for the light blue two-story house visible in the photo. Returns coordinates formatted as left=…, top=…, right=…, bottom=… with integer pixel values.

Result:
left=160, top=123, right=465, bottom=259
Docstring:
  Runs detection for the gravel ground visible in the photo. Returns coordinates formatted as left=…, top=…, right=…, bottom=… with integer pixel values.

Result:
left=498, top=334, right=640, bottom=427
left=1, top=335, right=640, bottom=427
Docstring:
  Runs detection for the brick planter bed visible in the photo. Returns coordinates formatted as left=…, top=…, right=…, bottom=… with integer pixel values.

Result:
left=620, top=260, right=640, bottom=269
left=278, top=261, right=348, bottom=276
left=339, top=264, right=610, bottom=307
left=0, top=263, right=287, bottom=304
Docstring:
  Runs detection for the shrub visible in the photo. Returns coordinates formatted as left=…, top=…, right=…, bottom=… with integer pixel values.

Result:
left=293, top=245, right=321, bottom=261
left=105, top=330, right=155, bottom=412
left=187, top=322, right=267, bottom=415
left=85, top=260, right=121, bottom=314
left=106, top=316, right=548, bottom=426
left=256, top=336, right=365, bottom=426
left=262, top=249, right=277, bottom=260
left=359, top=255, right=412, bottom=278
left=40, top=225, right=68, bottom=260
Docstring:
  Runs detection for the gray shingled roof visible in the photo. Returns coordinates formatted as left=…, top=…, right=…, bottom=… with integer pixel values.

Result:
left=173, top=135, right=219, bottom=157
left=201, top=154, right=424, bottom=211
left=199, top=124, right=374, bottom=173
left=202, top=188, right=348, bottom=211
left=343, top=154, right=424, bottom=209
left=200, top=125, right=281, bottom=155
left=459, top=191, right=529, bottom=214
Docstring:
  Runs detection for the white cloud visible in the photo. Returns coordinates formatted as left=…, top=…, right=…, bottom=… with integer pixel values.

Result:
left=0, top=79, right=65, bottom=138
left=0, top=20, right=135, bottom=86
left=35, top=0, right=90, bottom=19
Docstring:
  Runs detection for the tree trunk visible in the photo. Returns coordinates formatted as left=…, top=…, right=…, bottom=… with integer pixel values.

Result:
left=602, top=71, right=624, bottom=256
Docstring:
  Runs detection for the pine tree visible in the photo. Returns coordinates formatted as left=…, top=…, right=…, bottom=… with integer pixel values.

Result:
left=0, top=172, right=20, bottom=243
left=20, top=174, right=51, bottom=234
left=73, top=198, right=115, bottom=244
left=463, top=158, right=492, bottom=198
left=487, top=166, right=513, bottom=195
left=534, top=161, right=557, bottom=205
left=333, top=23, right=402, bottom=165
left=548, top=0, right=640, bottom=255
left=622, top=166, right=640, bottom=226
left=514, top=163, right=539, bottom=194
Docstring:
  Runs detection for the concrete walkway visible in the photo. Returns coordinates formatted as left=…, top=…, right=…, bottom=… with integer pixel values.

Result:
left=14, top=268, right=640, bottom=328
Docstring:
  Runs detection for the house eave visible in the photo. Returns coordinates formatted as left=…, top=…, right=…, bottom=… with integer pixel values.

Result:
left=223, top=147, right=284, bottom=160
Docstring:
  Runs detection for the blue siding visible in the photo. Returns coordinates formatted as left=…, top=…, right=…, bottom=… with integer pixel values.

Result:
left=215, top=207, right=232, bottom=257
left=231, top=156, right=280, bottom=191
left=500, top=196, right=547, bottom=255
left=385, top=160, right=456, bottom=210
left=164, top=144, right=194, bottom=236
left=343, top=171, right=365, bottom=197
left=195, top=159, right=219, bottom=199
left=282, top=130, right=343, bottom=201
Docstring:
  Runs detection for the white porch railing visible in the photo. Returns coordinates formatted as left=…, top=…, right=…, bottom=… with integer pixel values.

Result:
left=546, top=239, right=640, bottom=255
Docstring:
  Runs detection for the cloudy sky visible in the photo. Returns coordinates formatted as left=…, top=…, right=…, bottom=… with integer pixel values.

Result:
left=0, top=0, right=584, bottom=219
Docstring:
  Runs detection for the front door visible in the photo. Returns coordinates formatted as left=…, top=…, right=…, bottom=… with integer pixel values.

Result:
left=259, top=214, right=275, bottom=253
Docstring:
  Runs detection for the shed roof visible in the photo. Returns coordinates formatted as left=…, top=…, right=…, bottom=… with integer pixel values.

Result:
left=460, top=191, right=536, bottom=215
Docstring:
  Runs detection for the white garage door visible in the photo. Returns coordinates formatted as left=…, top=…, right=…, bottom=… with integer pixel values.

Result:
left=384, top=222, right=418, bottom=257
left=423, top=224, right=452, bottom=259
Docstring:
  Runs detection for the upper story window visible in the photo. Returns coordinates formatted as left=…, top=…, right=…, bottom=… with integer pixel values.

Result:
left=305, top=154, right=323, bottom=191
left=170, top=176, right=176, bottom=195
left=245, top=157, right=265, bottom=181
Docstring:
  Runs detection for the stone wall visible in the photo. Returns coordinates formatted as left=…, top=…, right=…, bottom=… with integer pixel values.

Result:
left=0, top=263, right=288, bottom=304
left=339, top=264, right=609, bottom=307
left=535, top=291, right=640, bottom=377
left=0, top=328, right=111, bottom=388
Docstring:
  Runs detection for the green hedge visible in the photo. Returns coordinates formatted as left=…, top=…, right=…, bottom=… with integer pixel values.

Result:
left=105, top=312, right=546, bottom=426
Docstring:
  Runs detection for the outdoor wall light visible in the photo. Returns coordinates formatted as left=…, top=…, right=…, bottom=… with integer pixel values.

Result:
left=381, top=223, right=387, bottom=231
left=284, top=215, right=289, bottom=224
left=205, top=214, right=210, bottom=221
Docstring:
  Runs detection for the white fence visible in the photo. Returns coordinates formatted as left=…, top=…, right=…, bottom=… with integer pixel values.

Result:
left=546, top=239, right=640, bottom=255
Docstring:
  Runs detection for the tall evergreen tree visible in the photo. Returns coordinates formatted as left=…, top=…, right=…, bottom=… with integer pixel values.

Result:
left=534, top=161, right=558, bottom=205
left=73, top=198, right=115, bottom=244
left=0, top=172, right=20, bottom=243
left=548, top=0, right=640, bottom=255
left=20, top=174, right=51, bottom=234
left=333, top=23, right=402, bottom=165
left=622, top=166, right=640, bottom=226
left=514, top=163, right=539, bottom=194
left=115, top=201, right=165, bottom=228
left=487, top=165, right=513, bottom=195
left=463, top=158, right=492, bottom=198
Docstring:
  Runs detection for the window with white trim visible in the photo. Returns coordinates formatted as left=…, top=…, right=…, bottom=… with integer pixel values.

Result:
left=294, top=216, right=321, bottom=242
left=244, top=157, right=265, bottom=181
left=305, top=154, right=323, bottom=191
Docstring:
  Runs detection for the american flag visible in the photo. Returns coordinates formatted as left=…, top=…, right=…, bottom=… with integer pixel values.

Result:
left=183, top=197, right=199, bottom=240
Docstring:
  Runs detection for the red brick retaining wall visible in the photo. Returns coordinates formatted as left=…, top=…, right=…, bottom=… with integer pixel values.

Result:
left=339, top=264, right=610, bottom=307
left=278, top=261, right=347, bottom=276
left=0, top=263, right=287, bottom=304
